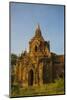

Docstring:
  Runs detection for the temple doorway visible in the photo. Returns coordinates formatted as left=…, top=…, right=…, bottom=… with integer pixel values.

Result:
left=28, top=69, right=34, bottom=86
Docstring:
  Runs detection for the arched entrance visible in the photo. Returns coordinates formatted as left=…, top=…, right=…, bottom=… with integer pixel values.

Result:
left=28, top=69, right=34, bottom=86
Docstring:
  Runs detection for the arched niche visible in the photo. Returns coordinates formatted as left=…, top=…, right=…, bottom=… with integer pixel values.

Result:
left=28, top=69, right=34, bottom=86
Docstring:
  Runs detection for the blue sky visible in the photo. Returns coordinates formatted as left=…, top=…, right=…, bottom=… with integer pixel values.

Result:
left=10, top=2, right=64, bottom=55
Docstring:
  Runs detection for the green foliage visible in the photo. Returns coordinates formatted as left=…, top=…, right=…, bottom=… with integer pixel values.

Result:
left=55, top=78, right=64, bottom=89
left=11, top=53, right=17, bottom=66
left=11, top=83, right=20, bottom=97
left=11, top=78, right=64, bottom=97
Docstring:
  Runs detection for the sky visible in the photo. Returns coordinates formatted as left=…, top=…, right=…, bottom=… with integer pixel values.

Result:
left=10, top=2, right=64, bottom=55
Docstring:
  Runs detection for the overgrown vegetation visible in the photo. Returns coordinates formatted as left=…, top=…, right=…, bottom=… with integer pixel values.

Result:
left=11, top=78, right=64, bottom=97
left=11, top=54, right=18, bottom=66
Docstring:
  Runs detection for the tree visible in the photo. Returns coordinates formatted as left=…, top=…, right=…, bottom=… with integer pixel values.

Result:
left=11, top=53, right=18, bottom=66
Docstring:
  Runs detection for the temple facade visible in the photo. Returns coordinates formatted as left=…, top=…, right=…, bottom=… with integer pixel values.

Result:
left=12, top=25, right=64, bottom=87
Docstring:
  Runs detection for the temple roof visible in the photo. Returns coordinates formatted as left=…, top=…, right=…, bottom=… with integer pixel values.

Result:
left=29, top=24, right=45, bottom=44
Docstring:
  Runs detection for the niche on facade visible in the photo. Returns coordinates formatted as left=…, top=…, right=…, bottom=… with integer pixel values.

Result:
left=28, top=69, right=34, bottom=86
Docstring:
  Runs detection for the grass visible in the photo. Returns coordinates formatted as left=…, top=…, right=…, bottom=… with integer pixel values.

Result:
left=10, top=78, right=65, bottom=97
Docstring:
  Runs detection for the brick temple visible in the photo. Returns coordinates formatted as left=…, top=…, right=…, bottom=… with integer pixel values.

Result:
left=12, top=25, right=64, bottom=87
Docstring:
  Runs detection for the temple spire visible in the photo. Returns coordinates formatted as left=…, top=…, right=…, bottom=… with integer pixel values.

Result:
left=36, top=24, right=40, bottom=30
left=35, top=24, right=42, bottom=37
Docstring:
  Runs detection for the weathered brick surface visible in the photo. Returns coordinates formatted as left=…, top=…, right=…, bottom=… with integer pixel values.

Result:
left=12, top=25, right=64, bottom=87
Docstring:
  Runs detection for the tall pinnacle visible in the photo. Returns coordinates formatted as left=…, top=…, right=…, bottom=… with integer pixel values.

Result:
left=35, top=24, right=42, bottom=37
left=36, top=24, right=40, bottom=30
